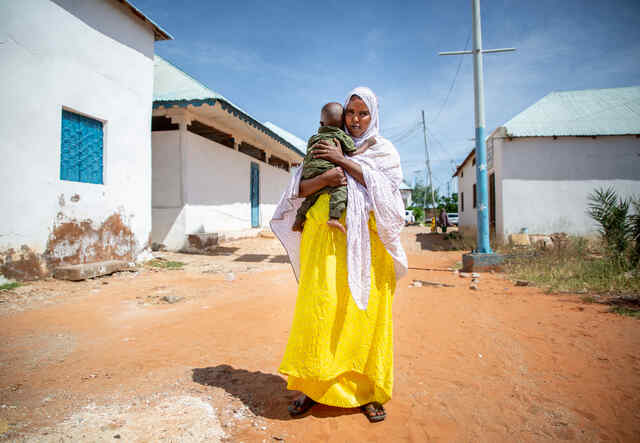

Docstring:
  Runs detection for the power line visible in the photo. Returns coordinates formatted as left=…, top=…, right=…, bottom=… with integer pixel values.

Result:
left=432, top=31, right=471, bottom=126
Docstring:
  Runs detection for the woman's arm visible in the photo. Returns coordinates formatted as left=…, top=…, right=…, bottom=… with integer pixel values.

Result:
left=298, top=167, right=347, bottom=197
left=311, top=139, right=366, bottom=187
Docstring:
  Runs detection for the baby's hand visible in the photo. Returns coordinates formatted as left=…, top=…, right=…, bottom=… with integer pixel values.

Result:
left=351, top=137, right=376, bottom=156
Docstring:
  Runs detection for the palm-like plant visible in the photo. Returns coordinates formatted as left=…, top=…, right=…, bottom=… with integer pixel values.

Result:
left=587, top=187, right=630, bottom=256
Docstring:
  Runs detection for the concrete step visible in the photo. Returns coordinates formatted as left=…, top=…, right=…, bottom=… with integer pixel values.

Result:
left=53, top=260, right=135, bottom=281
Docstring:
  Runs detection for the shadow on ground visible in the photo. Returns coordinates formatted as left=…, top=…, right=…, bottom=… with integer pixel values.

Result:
left=233, top=254, right=290, bottom=263
left=416, top=232, right=461, bottom=251
left=192, top=365, right=358, bottom=420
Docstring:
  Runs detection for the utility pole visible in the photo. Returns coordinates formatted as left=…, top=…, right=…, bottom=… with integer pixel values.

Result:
left=421, top=110, right=436, bottom=214
left=439, top=0, right=514, bottom=255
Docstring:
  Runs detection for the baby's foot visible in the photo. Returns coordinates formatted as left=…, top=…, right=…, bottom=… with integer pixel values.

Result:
left=327, top=219, right=346, bottom=234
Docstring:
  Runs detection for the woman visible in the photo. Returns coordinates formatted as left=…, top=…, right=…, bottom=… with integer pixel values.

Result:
left=270, top=87, right=407, bottom=422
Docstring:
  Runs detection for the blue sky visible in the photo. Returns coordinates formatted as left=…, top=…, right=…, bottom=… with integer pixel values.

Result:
left=136, top=0, right=640, bottom=193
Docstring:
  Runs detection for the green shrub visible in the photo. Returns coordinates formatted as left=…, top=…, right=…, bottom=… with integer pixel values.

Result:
left=411, top=207, right=424, bottom=223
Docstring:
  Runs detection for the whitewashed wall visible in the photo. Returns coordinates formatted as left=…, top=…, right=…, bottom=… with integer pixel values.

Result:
left=0, top=0, right=156, bottom=277
left=456, top=156, right=477, bottom=238
left=501, top=135, right=640, bottom=237
left=151, top=130, right=292, bottom=250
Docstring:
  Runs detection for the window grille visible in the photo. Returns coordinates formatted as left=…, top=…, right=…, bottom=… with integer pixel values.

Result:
left=60, top=110, right=103, bottom=184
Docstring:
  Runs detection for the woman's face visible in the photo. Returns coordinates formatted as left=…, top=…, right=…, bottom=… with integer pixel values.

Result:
left=345, top=96, right=371, bottom=138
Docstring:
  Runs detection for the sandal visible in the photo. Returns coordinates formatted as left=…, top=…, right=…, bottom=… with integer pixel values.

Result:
left=361, top=402, right=386, bottom=423
left=288, top=395, right=316, bottom=416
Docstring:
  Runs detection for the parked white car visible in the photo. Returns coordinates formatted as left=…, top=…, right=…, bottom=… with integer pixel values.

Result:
left=447, top=212, right=459, bottom=226
left=404, top=210, right=416, bottom=225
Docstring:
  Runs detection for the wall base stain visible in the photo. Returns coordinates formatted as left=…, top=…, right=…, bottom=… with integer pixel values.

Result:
left=0, top=246, right=48, bottom=281
left=0, top=213, right=139, bottom=281
left=45, top=213, right=137, bottom=268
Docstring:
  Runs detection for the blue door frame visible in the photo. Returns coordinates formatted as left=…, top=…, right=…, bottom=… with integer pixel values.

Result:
left=250, top=162, right=260, bottom=227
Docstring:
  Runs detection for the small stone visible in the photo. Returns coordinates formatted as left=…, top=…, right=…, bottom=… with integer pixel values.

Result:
left=471, top=278, right=479, bottom=284
left=515, top=280, right=529, bottom=286
left=459, top=272, right=471, bottom=278
left=161, top=295, right=183, bottom=304
left=273, top=437, right=285, bottom=442
left=114, top=435, right=121, bottom=439
left=413, top=280, right=423, bottom=287
left=471, top=272, right=480, bottom=278
left=478, top=353, right=483, bottom=358
left=470, top=283, right=479, bottom=290
left=225, top=272, right=235, bottom=281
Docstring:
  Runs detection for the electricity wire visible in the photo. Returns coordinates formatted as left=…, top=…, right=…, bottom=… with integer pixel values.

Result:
left=432, top=31, right=471, bottom=126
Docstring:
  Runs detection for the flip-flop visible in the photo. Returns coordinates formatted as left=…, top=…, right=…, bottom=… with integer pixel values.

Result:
left=288, top=395, right=316, bottom=417
left=360, top=402, right=386, bottom=423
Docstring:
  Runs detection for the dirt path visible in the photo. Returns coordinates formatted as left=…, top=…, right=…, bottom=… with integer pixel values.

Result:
left=1, top=229, right=639, bottom=442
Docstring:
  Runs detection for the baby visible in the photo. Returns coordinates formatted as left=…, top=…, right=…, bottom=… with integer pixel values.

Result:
left=292, top=102, right=375, bottom=234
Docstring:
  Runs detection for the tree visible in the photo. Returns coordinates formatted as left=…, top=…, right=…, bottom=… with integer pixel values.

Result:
left=440, top=193, right=458, bottom=213
left=410, top=181, right=440, bottom=208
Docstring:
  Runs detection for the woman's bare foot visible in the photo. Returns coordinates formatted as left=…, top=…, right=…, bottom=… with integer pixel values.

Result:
left=327, top=219, right=346, bottom=234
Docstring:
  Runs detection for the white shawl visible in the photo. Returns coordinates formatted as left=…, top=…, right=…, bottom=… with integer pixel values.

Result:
left=270, top=88, right=408, bottom=310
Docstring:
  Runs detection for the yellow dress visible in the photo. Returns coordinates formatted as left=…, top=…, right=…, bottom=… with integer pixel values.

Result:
left=279, top=193, right=395, bottom=407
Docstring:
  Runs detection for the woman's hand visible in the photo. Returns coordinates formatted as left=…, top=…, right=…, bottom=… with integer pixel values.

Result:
left=298, top=167, right=346, bottom=197
left=311, top=139, right=345, bottom=165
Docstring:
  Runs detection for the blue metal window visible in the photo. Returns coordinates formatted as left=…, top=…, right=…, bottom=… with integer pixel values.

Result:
left=60, top=110, right=104, bottom=184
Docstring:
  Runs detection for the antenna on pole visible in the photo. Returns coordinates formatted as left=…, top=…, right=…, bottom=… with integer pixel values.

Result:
left=439, top=0, right=514, bottom=257
left=421, top=110, right=436, bottom=213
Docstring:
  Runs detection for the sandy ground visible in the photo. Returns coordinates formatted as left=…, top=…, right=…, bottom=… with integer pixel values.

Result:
left=1, top=227, right=639, bottom=442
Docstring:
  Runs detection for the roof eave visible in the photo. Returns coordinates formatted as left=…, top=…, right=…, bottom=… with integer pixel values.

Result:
left=116, top=0, right=173, bottom=41
left=153, top=98, right=305, bottom=158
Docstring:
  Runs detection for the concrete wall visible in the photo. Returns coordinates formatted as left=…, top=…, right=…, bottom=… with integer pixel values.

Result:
left=456, top=155, right=477, bottom=238
left=151, top=130, right=292, bottom=250
left=501, top=135, right=640, bottom=237
left=0, top=0, right=156, bottom=279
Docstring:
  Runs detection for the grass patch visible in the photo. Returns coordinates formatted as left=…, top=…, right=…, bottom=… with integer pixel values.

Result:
left=610, top=306, right=640, bottom=318
left=502, top=237, right=640, bottom=296
left=0, top=282, right=21, bottom=291
left=146, top=259, right=185, bottom=270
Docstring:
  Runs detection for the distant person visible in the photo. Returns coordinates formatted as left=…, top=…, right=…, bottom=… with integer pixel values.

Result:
left=438, top=208, right=449, bottom=233
left=292, top=102, right=376, bottom=234
left=271, top=87, right=407, bottom=423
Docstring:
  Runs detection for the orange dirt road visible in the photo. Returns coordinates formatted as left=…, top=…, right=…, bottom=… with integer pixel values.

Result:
left=1, top=231, right=639, bottom=442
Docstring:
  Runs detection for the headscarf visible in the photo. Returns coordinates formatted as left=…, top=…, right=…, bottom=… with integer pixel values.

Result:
left=343, top=86, right=380, bottom=147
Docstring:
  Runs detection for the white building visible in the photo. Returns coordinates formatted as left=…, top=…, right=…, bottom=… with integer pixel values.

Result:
left=0, top=0, right=170, bottom=280
left=399, top=181, right=413, bottom=208
left=151, top=57, right=305, bottom=250
left=454, top=86, right=640, bottom=243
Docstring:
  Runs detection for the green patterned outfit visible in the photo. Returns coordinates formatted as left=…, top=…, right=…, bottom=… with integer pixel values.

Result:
left=292, top=126, right=357, bottom=231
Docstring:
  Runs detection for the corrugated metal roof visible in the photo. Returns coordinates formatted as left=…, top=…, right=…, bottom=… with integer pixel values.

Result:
left=504, top=86, right=640, bottom=137
left=153, top=56, right=305, bottom=158
left=117, top=0, right=172, bottom=41
left=153, top=56, right=232, bottom=104
left=263, top=122, right=307, bottom=153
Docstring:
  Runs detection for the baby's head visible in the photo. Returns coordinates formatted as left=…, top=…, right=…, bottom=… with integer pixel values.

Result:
left=320, top=102, right=344, bottom=128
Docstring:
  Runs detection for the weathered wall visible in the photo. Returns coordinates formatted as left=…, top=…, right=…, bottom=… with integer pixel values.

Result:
left=456, top=155, right=477, bottom=239
left=0, top=0, right=156, bottom=279
left=501, top=135, right=640, bottom=237
left=151, top=130, right=292, bottom=250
